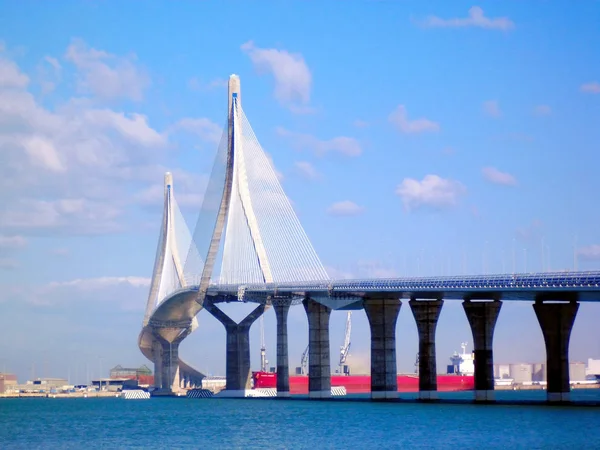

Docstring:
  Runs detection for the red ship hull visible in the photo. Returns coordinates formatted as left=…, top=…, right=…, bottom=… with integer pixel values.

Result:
left=252, top=372, right=474, bottom=394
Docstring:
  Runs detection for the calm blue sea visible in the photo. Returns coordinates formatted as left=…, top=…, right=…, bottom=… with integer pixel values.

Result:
left=1, top=393, right=600, bottom=449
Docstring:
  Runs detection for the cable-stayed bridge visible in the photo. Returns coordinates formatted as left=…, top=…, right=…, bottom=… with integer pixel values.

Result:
left=139, top=75, right=600, bottom=402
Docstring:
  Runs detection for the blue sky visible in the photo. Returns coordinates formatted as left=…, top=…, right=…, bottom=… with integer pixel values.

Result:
left=0, top=1, right=599, bottom=383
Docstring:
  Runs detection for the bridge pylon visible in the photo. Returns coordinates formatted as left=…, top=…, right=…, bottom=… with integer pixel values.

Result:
left=138, top=172, right=204, bottom=393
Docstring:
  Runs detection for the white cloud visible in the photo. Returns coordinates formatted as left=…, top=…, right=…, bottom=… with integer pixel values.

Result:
left=44, top=56, right=61, bottom=71
left=581, top=82, right=600, bottom=94
left=172, top=117, right=223, bottom=144
left=0, top=56, right=29, bottom=88
left=419, top=6, right=515, bottom=31
left=82, top=109, right=167, bottom=147
left=0, top=275, right=151, bottom=309
left=0, top=47, right=208, bottom=235
left=277, top=127, right=362, bottom=157
left=327, top=200, right=365, bottom=216
left=388, top=105, right=439, bottom=134
left=0, top=198, right=123, bottom=235
left=533, top=105, right=552, bottom=116
left=482, top=166, right=517, bottom=186
left=294, top=161, right=320, bottom=180
left=21, top=135, right=66, bottom=172
left=483, top=100, right=501, bottom=117
left=0, top=235, right=26, bottom=270
left=577, top=245, right=600, bottom=261
left=353, top=119, right=369, bottom=128
left=37, top=55, right=62, bottom=94
left=0, top=235, right=27, bottom=249
left=64, top=38, right=150, bottom=101
left=395, top=174, right=466, bottom=211
left=241, top=41, right=312, bottom=111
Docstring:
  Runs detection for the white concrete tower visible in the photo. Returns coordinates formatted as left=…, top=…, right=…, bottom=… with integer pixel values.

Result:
left=228, top=74, right=241, bottom=109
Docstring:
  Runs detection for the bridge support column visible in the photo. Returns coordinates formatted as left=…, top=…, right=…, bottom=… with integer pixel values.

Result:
left=274, top=302, right=291, bottom=397
left=364, top=297, right=401, bottom=400
left=533, top=299, right=579, bottom=403
left=150, top=330, right=189, bottom=394
left=151, top=338, right=164, bottom=389
left=463, top=299, right=502, bottom=402
left=303, top=297, right=331, bottom=399
left=410, top=299, right=443, bottom=400
left=204, top=301, right=268, bottom=394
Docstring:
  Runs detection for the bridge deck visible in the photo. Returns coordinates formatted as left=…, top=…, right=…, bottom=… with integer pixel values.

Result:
left=165, top=271, right=600, bottom=304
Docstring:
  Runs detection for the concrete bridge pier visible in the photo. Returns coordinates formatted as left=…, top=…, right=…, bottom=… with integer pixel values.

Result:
left=533, top=298, right=579, bottom=403
left=204, top=301, right=268, bottom=394
left=274, top=302, right=291, bottom=397
left=303, top=297, right=332, bottom=399
left=410, top=299, right=443, bottom=400
left=463, top=299, right=502, bottom=402
left=151, top=338, right=164, bottom=390
left=151, top=329, right=190, bottom=394
left=364, top=296, right=401, bottom=400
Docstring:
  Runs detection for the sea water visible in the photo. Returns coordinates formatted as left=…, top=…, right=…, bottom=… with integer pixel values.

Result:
left=1, top=395, right=599, bottom=449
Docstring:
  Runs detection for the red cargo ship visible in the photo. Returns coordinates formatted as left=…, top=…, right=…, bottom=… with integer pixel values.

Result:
left=252, top=372, right=473, bottom=393
left=252, top=343, right=476, bottom=394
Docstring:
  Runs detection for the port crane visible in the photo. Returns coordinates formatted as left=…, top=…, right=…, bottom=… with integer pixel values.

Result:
left=299, top=345, right=308, bottom=375
left=298, top=312, right=352, bottom=375
left=260, top=315, right=268, bottom=372
left=338, top=311, right=352, bottom=374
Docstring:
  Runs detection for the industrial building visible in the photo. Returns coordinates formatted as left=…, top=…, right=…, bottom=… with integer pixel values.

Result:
left=201, top=376, right=226, bottom=393
left=587, top=358, right=600, bottom=377
left=494, top=362, right=588, bottom=385
left=109, top=365, right=154, bottom=386
left=91, top=378, right=140, bottom=392
left=0, top=373, right=17, bottom=393
left=12, top=378, right=69, bottom=393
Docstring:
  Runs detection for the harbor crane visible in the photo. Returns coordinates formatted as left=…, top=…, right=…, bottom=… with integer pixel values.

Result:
left=300, top=345, right=309, bottom=375
left=260, top=315, right=268, bottom=372
left=298, top=311, right=352, bottom=375
left=338, top=311, right=352, bottom=374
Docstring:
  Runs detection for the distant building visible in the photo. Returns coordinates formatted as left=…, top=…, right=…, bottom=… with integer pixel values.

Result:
left=494, top=364, right=511, bottom=380
left=587, top=358, right=600, bottom=376
left=570, top=362, right=587, bottom=382
left=27, top=378, right=68, bottom=387
left=509, top=364, right=533, bottom=384
left=109, top=365, right=154, bottom=386
left=0, top=373, right=17, bottom=393
left=14, top=378, right=69, bottom=393
left=202, top=376, right=226, bottom=393
left=493, top=362, right=588, bottom=384
left=92, top=378, right=139, bottom=392
left=532, top=363, right=546, bottom=382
